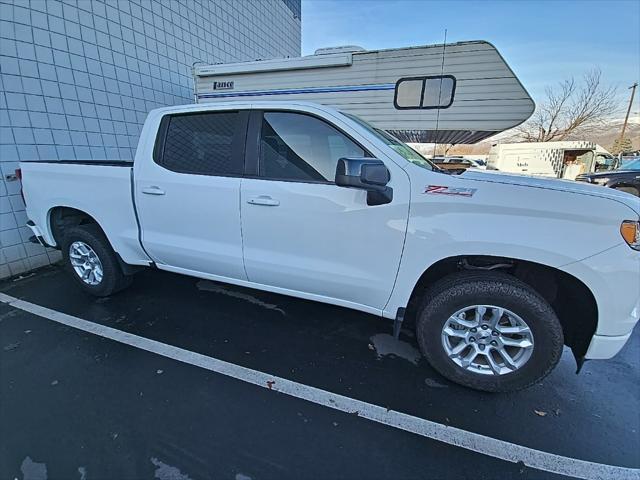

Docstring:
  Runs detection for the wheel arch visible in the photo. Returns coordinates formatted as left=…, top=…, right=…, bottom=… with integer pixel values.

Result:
left=405, top=255, right=598, bottom=364
left=48, top=206, right=107, bottom=247
left=47, top=206, right=141, bottom=275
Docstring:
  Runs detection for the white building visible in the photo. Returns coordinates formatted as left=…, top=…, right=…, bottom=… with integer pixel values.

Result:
left=0, top=0, right=301, bottom=278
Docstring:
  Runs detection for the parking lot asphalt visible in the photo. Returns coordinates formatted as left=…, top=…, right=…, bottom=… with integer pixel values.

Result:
left=1, top=265, right=639, bottom=480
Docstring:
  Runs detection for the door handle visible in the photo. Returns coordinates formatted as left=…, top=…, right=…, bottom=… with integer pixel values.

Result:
left=247, top=195, right=280, bottom=206
left=141, top=186, right=165, bottom=195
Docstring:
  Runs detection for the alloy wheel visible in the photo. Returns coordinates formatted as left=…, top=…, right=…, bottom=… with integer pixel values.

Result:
left=441, top=305, right=534, bottom=375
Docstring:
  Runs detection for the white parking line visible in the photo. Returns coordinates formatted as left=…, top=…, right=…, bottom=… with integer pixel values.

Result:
left=1, top=292, right=638, bottom=480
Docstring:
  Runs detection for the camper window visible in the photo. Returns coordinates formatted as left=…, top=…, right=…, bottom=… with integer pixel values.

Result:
left=423, top=76, right=455, bottom=107
left=394, top=75, right=456, bottom=110
left=395, top=79, right=423, bottom=108
left=259, top=112, right=366, bottom=183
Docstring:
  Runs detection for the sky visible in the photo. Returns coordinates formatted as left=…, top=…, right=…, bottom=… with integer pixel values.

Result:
left=301, top=0, right=640, bottom=117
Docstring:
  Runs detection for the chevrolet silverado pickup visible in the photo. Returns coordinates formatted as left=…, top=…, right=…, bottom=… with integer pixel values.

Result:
left=19, top=101, right=640, bottom=392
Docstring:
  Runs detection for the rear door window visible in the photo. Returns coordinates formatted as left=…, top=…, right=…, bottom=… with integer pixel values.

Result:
left=158, top=111, right=244, bottom=176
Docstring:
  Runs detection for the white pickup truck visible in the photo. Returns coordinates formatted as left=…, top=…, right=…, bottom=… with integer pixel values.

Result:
left=20, top=101, right=640, bottom=392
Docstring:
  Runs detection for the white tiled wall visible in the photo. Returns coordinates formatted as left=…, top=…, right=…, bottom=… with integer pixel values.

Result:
left=0, top=0, right=301, bottom=278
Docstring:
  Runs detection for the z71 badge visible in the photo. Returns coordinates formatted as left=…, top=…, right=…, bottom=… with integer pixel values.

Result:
left=424, top=185, right=477, bottom=197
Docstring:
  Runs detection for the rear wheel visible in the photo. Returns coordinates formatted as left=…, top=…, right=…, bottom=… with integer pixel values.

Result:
left=61, top=224, right=132, bottom=296
left=416, top=271, right=563, bottom=392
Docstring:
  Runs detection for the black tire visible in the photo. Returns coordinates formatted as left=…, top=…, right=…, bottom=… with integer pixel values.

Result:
left=416, top=271, right=563, bottom=392
left=61, top=224, right=132, bottom=297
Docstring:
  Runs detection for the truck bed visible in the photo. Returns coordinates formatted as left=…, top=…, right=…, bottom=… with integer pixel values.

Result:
left=20, top=161, right=149, bottom=265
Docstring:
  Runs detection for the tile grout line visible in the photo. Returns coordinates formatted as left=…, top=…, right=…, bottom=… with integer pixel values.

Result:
left=0, top=291, right=637, bottom=480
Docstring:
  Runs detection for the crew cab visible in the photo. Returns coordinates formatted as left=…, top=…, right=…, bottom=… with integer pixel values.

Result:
left=20, top=101, right=640, bottom=392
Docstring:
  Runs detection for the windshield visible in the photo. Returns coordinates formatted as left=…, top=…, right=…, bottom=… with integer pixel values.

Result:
left=621, top=158, right=640, bottom=170
left=344, top=113, right=437, bottom=171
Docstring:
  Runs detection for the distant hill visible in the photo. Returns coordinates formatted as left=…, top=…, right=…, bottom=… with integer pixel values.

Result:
left=412, top=119, right=640, bottom=156
left=582, top=121, right=640, bottom=152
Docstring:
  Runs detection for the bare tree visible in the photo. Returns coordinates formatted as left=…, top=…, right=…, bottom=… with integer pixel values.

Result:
left=411, top=143, right=456, bottom=157
left=434, top=143, right=455, bottom=156
left=515, top=68, right=619, bottom=142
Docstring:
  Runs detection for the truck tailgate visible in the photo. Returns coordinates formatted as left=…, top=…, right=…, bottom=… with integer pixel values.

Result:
left=20, top=161, right=149, bottom=265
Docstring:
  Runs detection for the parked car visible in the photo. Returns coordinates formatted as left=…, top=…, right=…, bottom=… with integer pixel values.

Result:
left=430, top=156, right=486, bottom=174
left=575, top=158, right=640, bottom=196
left=470, top=158, right=488, bottom=168
left=19, top=101, right=640, bottom=393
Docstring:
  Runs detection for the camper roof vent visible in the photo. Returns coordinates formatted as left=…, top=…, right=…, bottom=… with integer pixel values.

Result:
left=314, top=45, right=366, bottom=55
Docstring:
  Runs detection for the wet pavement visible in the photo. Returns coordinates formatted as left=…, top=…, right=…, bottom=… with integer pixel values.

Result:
left=1, top=265, right=639, bottom=479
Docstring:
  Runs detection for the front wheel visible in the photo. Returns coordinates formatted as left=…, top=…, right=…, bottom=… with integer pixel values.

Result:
left=416, top=271, right=564, bottom=392
left=61, top=224, right=132, bottom=297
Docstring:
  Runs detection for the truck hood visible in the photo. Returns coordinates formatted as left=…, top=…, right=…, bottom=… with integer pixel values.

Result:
left=460, top=169, right=640, bottom=215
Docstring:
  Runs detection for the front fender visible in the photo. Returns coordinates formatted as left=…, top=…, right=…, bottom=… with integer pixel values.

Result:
left=384, top=169, right=634, bottom=317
